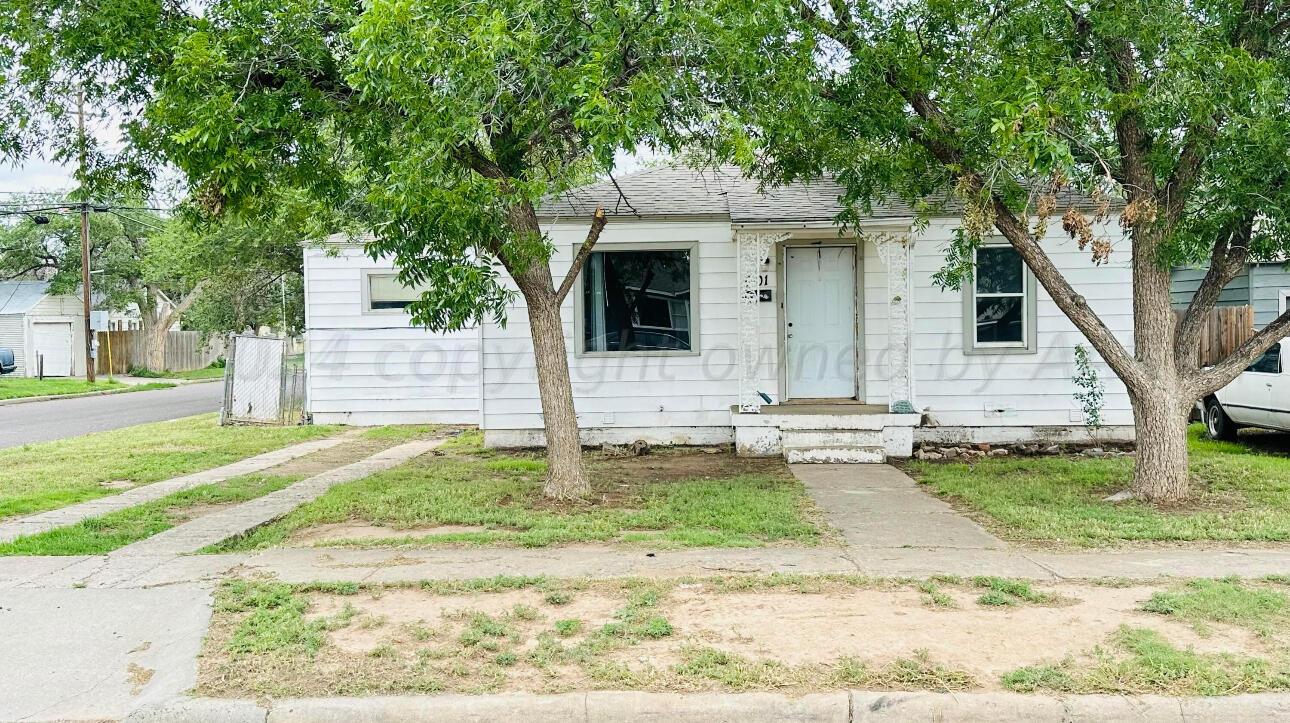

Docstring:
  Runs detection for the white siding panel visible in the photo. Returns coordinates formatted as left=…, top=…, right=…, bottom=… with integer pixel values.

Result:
left=907, top=216, right=1135, bottom=428
left=482, top=220, right=741, bottom=432
left=304, top=246, right=480, bottom=425
left=0, top=314, right=25, bottom=375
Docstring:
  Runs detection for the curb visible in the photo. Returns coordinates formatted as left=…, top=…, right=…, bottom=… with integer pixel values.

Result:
left=124, top=691, right=1290, bottom=722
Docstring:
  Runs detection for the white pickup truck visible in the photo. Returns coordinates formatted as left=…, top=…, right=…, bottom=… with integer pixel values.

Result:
left=1203, top=339, right=1290, bottom=439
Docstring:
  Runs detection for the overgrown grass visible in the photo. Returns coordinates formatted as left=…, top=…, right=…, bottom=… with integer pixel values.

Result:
left=127, top=364, right=226, bottom=381
left=906, top=426, right=1290, bottom=545
left=972, top=576, right=1056, bottom=607
left=0, top=473, right=299, bottom=555
left=1141, top=578, right=1290, bottom=638
left=0, top=414, right=337, bottom=519
left=215, top=431, right=823, bottom=550
left=0, top=377, right=174, bottom=400
left=1002, top=626, right=1290, bottom=695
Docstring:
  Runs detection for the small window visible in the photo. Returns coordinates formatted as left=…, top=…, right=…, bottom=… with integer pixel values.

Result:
left=366, top=272, right=429, bottom=312
left=581, top=247, right=695, bottom=353
left=1247, top=344, right=1282, bottom=374
left=964, top=244, right=1035, bottom=354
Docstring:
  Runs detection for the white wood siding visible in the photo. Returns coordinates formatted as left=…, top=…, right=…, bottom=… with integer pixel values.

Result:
left=303, top=246, right=480, bottom=426
left=900, top=216, right=1135, bottom=428
left=481, top=220, right=739, bottom=442
left=0, top=314, right=25, bottom=375
left=308, top=213, right=1136, bottom=438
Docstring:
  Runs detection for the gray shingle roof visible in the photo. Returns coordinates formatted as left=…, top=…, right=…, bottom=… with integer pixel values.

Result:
left=539, top=165, right=920, bottom=223
left=0, top=281, right=50, bottom=315
left=539, top=164, right=1110, bottom=224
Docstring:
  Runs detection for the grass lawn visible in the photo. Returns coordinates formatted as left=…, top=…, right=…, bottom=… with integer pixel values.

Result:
left=0, top=377, right=174, bottom=400
left=127, top=363, right=226, bottom=381
left=0, top=414, right=338, bottom=520
left=905, top=426, right=1290, bottom=546
left=216, top=431, right=825, bottom=550
left=0, top=473, right=300, bottom=555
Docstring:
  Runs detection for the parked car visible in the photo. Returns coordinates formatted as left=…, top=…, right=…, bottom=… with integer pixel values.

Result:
left=1203, top=339, right=1290, bottom=439
left=0, top=348, right=15, bottom=375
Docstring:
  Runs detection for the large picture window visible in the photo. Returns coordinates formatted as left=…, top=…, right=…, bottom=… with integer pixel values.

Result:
left=365, top=272, right=429, bottom=312
left=581, top=247, right=695, bottom=353
left=964, top=244, right=1036, bottom=353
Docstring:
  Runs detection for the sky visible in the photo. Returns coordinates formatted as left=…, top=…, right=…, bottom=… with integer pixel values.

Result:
left=0, top=136, right=664, bottom=199
left=0, top=157, right=76, bottom=194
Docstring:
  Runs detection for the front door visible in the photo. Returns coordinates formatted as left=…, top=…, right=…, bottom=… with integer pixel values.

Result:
left=785, top=245, right=857, bottom=399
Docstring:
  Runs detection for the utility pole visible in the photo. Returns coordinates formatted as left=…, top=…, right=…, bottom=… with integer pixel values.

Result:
left=78, top=89, right=96, bottom=382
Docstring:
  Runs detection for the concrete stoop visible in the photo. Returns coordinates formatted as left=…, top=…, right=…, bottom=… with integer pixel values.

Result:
left=733, top=408, right=922, bottom=464
left=125, top=691, right=1290, bottom=722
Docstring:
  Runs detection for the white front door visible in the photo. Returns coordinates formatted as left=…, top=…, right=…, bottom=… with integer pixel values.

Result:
left=785, top=245, right=857, bottom=399
left=31, top=321, right=74, bottom=377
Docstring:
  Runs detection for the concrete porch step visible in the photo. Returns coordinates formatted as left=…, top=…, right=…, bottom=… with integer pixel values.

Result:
left=784, top=446, right=887, bottom=464
left=781, top=429, right=883, bottom=448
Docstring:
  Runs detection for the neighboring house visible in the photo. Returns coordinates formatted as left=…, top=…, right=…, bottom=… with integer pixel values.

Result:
left=1172, top=261, right=1290, bottom=328
left=304, top=167, right=1135, bottom=462
left=0, top=280, right=90, bottom=377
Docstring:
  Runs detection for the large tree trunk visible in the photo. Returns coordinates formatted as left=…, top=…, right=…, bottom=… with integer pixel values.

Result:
left=1129, top=382, right=1192, bottom=503
left=1126, top=229, right=1189, bottom=502
left=145, top=327, right=167, bottom=371
left=514, top=264, right=589, bottom=500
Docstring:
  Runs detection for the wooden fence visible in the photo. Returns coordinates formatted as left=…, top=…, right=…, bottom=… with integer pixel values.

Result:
left=95, top=330, right=225, bottom=375
left=1174, top=305, right=1255, bottom=368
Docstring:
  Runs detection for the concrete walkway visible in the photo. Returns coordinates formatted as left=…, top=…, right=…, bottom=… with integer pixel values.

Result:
left=22, top=437, right=446, bottom=590
left=0, top=431, right=357, bottom=543
left=790, top=464, right=1007, bottom=550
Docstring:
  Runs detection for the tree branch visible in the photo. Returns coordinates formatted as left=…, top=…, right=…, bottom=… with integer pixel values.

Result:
left=892, top=84, right=1142, bottom=385
left=1174, top=215, right=1254, bottom=369
left=157, top=278, right=209, bottom=330
left=1189, top=309, right=1290, bottom=398
left=554, top=206, right=606, bottom=302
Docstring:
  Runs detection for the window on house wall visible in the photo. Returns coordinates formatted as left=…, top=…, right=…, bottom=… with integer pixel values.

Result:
left=965, top=244, right=1036, bottom=353
left=580, top=247, right=696, bottom=353
left=365, top=272, right=430, bottom=312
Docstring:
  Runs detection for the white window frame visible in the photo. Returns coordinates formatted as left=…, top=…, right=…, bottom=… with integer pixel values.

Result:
left=572, top=241, right=701, bottom=357
left=1279, top=288, right=1289, bottom=316
left=962, top=241, right=1038, bottom=355
left=361, top=269, right=428, bottom=315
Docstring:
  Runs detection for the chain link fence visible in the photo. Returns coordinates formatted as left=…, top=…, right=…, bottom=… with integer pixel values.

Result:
left=221, top=334, right=306, bottom=425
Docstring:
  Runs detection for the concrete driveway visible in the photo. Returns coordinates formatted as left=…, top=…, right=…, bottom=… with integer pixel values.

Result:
left=0, top=382, right=223, bottom=449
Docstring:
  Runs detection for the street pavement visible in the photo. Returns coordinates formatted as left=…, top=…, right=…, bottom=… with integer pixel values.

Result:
left=0, top=381, right=223, bottom=449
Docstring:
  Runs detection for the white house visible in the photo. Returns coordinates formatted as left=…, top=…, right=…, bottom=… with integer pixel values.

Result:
left=303, top=167, right=1135, bottom=462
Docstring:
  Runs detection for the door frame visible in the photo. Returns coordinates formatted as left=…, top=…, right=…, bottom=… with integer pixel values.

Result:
left=777, top=237, right=864, bottom=403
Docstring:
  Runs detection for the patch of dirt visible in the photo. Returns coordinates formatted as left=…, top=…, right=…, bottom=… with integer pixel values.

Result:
left=661, top=585, right=1255, bottom=677
left=287, top=523, right=490, bottom=546
left=127, top=662, right=154, bottom=694
left=524, top=448, right=792, bottom=512
left=100, top=480, right=137, bottom=490
left=197, top=577, right=1274, bottom=699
